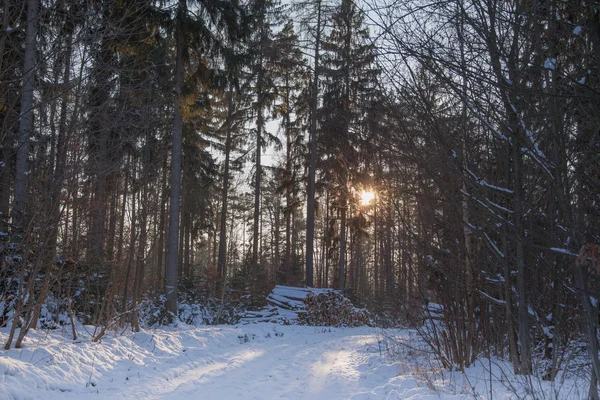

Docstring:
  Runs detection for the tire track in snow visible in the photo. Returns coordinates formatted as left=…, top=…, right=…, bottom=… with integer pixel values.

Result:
left=108, top=326, right=376, bottom=400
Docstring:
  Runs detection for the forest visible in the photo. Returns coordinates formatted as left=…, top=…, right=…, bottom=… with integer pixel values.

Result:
left=1, top=0, right=600, bottom=397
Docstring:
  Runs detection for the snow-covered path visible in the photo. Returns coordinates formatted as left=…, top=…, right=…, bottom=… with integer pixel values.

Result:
left=1, top=324, right=419, bottom=400
left=109, top=325, right=377, bottom=400
left=1, top=323, right=588, bottom=399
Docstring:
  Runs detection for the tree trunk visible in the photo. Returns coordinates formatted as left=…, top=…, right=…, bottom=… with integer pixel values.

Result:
left=386, top=207, right=394, bottom=296
left=116, top=155, right=130, bottom=267
left=338, top=204, right=347, bottom=290
left=165, top=0, right=186, bottom=316
left=252, top=66, right=264, bottom=277
left=274, top=196, right=280, bottom=280
left=178, top=172, right=186, bottom=278
left=89, top=35, right=112, bottom=265
left=132, top=184, right=148, bottom=332
left=513, top=141, right=532, bottom=374
left=184, top=211, right=191, bottom=278
left=306, top=0, right=322, bottom=287
left=13, top=0, right=39, bottom=233
left=45, top=20, right=73, bottom=283
left=284, top=87, right=293, bottom=283
left=122, top=162, right=137, bottom=318
left=157, top=155, right=168, bottom=285
left=217, top=82, right=235, bottom=281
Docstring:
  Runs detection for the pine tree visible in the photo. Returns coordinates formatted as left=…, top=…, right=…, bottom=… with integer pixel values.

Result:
left=319, top=0, right=379, bottom=290
left=165, top=0, right=247, bottom=316
left=292, top=0, right=334, bottom=287
left=244, top=0, right=283, bottom=277
left=271, top=20, right=309, bottom=284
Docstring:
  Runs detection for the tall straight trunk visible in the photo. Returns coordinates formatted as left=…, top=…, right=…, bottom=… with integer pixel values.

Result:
left=212, top=210, right=218, bottom=269
left=306, top=0, right=322, bottom=287
left=65, top=53, right=86, bottom=261
left=338, top=206, right=346, bottom=290
left=189, top=223, right=195, bottom=273
left=338, top=0, right=354, bottom=291
left=291, top=208, right=298, bottom=275
left=252, top=8, right=271, bottom=276
left=0, top=0, right=12, bottom=232
left=165, top=0, right=186, bottom=315
left=46, top=25, right=73, bottom=265
left=457, top=4, right=475, bottom=366
left=405, top=224, right=412, bottom=301
left=132, top=184, right=148, bottom=332
left=545, top=16, right=568, bottom=380
left=157, top=155, right=168, bottom=284
left=498, top=141, right=519, bottom=372
left=0, top=145, right=10, bottom=232
left=274, top=198, right=280, bottom=278
left=228, top=204, right=236, bottom=270
left=284, top=81, right=293, bottom=283
left=206, top=219, right=212, bottom=270
left=122, top=162, right=137, bottom=315
left=89, top=37, right=112, bottom=264
left=116, top=155, right=130, bottom=266
left=151, top=197, right=159, bottom=286
left=71, top=187, right=78, bottom=259
left=184, top=211, right=191, bottom=277
left=513, top=141, right=532, bottom=374
left=13, top=0, right=39, bottom=232
left=358, top=235, right=366, bottom=296
left=324, top=191, right=330, bottom=287
left=252, top=107, right=262, bottom=276
left=217, top=82, right=235, bottom=280
left=347, top=229, right=354, bottom=290
left=373, top=200, right=379, bottom=295
left=178, top=173, right=186, bottom=278
left=91, top=137, right=108, bottom=264
left=106, top=189, right=118, bottom=261
left=319, top=216, right=326, bottom=286
left=386, top=206, right=394, bottom=296
left=252, top=32, right=264, bottom=277
left=285, top=181, right=292, bottom=283
left=401, top=198, right=410, bottom=303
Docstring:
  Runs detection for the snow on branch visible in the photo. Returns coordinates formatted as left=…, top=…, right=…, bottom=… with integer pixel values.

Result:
left=479, top=180, right=513, bottom=194
left=476, top=289, right=506, bottom=305
left=462, top=190, right=510, bottom=222
left=466, top=103, right=511, bottom=142
left=506, top=93, right=555, bottom=179
left=463, top=166, right=514, bottom=194
left=484, top=232, right=505, bottom=258
left=549, top=247, right=578, bottom=257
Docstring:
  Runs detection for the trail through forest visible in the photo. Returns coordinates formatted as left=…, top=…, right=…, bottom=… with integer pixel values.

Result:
left=2, top=0, right=600, bottom=394
left=0, top=323, right=588, bottom=399
left=1, top=325, right=395, bottom=399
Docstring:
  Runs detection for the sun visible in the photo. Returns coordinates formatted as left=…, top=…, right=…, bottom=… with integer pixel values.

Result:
left=360, top=190, right=375, bottom=206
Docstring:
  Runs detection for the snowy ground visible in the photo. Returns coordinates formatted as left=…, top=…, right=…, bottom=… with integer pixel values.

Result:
left=0, top=323, right=590, bottom=400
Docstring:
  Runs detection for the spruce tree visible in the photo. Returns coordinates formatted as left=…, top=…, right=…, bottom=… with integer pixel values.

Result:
left=271, top=20, right=309, bottom=283
left=319, top=0, right=379, bottom=290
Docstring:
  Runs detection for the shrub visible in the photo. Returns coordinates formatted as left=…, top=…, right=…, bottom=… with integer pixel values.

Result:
left=138, top=287, right=247, bottom=327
